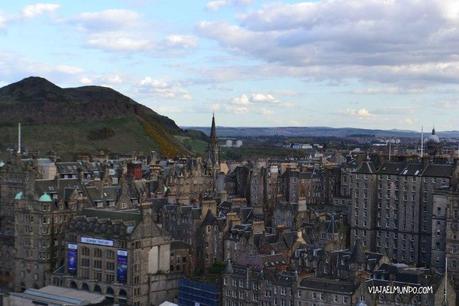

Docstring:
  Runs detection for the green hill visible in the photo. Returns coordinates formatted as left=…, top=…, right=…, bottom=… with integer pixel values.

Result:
left=0, top=77, right=205, bottom=157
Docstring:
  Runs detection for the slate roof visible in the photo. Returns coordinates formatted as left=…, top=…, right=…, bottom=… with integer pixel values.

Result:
left=80, top=208, right=141, bottom=223
left=422, top=164, right=453, bottom=178
left=56, top=162, right=80, bottom=175
left=377, top=162, right=405, bottom=175
left=10, top=286, right=106, bottom=305
left=399, top=163, right=423, bottom=176
left=299, top=277, right=355, bottom=294
left=355, top=161, right=376, bottom=174
left=201, top=210, right=218, bottom=226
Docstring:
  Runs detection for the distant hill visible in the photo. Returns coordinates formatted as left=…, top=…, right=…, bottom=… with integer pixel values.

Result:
left=189, top=126, right=459, bottom=139
left=0, top=77, right=205, bottom=157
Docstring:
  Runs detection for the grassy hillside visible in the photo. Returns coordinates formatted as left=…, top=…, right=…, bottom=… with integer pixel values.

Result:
left=0, top=77, right=207, bottom=157
left=0, top=117, right=159, bottom=155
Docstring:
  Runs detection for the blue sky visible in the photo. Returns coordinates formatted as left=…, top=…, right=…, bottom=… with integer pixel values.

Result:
left=1, top=0, right=459, bottom=130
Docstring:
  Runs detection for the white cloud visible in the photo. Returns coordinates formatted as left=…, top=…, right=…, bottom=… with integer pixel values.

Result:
left=226, top=92, right=284, bottom=114
left=207, top=0, right=252, bottom=11
left=86, top=32, right=152, bottom=51
left=79, top=74, right=124, bottom=86
left=250, top=93, right=277, bottom=103
left=22, top=3, right=60, bottom=18
left=346, top=108, right=373, bottom=119
left=73, top=9, right=197, bottom=53
left=75, top=9, right=141, bottom=31
left=139, top=77, right=192, bottom=100
left=197, top=0, right=459, bottom=87
left=351, top=86, right=425, bottom=95
left=54, top=65, right=82, bottom=74
left=165, top=35, right=198, bottom=49
left=72, top=9, right=153, bottom=52
left=79, top=77, right=92, bottom=85
left=0, top=51, right=85, bottom=84
left=0, top=14, right=7, bottom=28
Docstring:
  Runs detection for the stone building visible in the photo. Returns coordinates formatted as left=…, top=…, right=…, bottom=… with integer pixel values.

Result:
left=14, top=176, right=86, bottom=292
left=350, top=160, right=454, bottom=266
left=162, top=158, right=213, bottom=202
left=353, top=263, right=455, bottom=306
left=297, top=277, right=355, bottom=306
left=0, top=158, right=28, bottom=289
left=431, top=187, right=459, bottom=291
left=51, top=206, right=180, bottom=306
left=196, top=206, right=224, bottom=273
left=430, top=189, right=451, bottom=272
left=222, top=262, right=296, bottom=306
left=350, top=161, right=377, bottom=251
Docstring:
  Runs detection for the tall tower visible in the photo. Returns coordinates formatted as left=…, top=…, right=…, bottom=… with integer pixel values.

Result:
left=17, top=122, right=21, bottom=154
left=207, top=113, right=220, bottom=174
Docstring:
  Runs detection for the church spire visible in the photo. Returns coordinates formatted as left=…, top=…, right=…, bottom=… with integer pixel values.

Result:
left=207, top=113, right=220, bottom=175
left=210, top=113, right=217, bottom=146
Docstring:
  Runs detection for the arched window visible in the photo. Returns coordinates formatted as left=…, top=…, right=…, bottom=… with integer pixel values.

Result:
left=106, top=287, right=114, bottom=295
left=119, top=289, right=127, bottom=297
left=70, top=281, right=78, bottom=289
left=82, top=247, right=90, bottom=256
left=82, top=283, right=90, bottom=291
left=94, top=285, right=102, bottom=293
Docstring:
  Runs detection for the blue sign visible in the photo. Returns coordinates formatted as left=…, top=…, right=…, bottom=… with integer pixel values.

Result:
left=117, top=250, right=128, bottom=283
left=67, top=244, right=78, bottom=274
left=81, top=237, right=114, bottom=246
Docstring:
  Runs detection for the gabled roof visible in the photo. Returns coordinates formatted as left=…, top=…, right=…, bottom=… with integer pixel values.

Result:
left=399, top=163, right=423, bottom=176
left=350, top=239, right=366, bottom=264
left=201, top=209, right=217, bottom=226
left=422, top=164, right=453, bottom=178
left=355, top=161, right=375, bottom=174
left=376, top=162, right=404, bottom=175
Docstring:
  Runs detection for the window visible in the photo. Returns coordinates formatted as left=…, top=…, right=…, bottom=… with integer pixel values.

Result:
left=103, top=261, right=114, bottom=271
left=94, top=260, right=102, bottom=269
left=81, top=269, right=90, bottom=278
left=106, top=250, right=115, bottom=259
left=94, top=248, right=102, bottom=257
left=82, top=247, right=90, bottom=256
left=106, top=273, right=115, bottom=283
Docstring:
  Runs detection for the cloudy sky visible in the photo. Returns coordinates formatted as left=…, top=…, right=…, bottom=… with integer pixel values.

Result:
left=1, top=0, right=458, bottom=130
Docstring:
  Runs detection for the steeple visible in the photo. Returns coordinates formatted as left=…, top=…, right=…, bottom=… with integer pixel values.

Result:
left=210, top=113, right=217, bottom=146
left=208, top=113, right=219, bottom=168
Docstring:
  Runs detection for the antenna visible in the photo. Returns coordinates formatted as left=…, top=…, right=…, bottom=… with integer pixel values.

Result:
left=17, top=122, right=21, bottom=154
left=420, top=126, right=424, bottom=158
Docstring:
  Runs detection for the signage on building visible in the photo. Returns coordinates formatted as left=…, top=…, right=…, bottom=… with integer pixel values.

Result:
left=80, top=237, right=114, bottom=246
left=67, top=244, right=78, bottom=274
left=117, top=250, right=128, bottom=283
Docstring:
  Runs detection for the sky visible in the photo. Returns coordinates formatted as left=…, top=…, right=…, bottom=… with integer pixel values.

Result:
left=1, top=0, right=459, bottom=130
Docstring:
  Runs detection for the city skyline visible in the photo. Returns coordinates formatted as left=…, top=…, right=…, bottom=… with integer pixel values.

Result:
left=1, top=0, right=459, bottom=130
